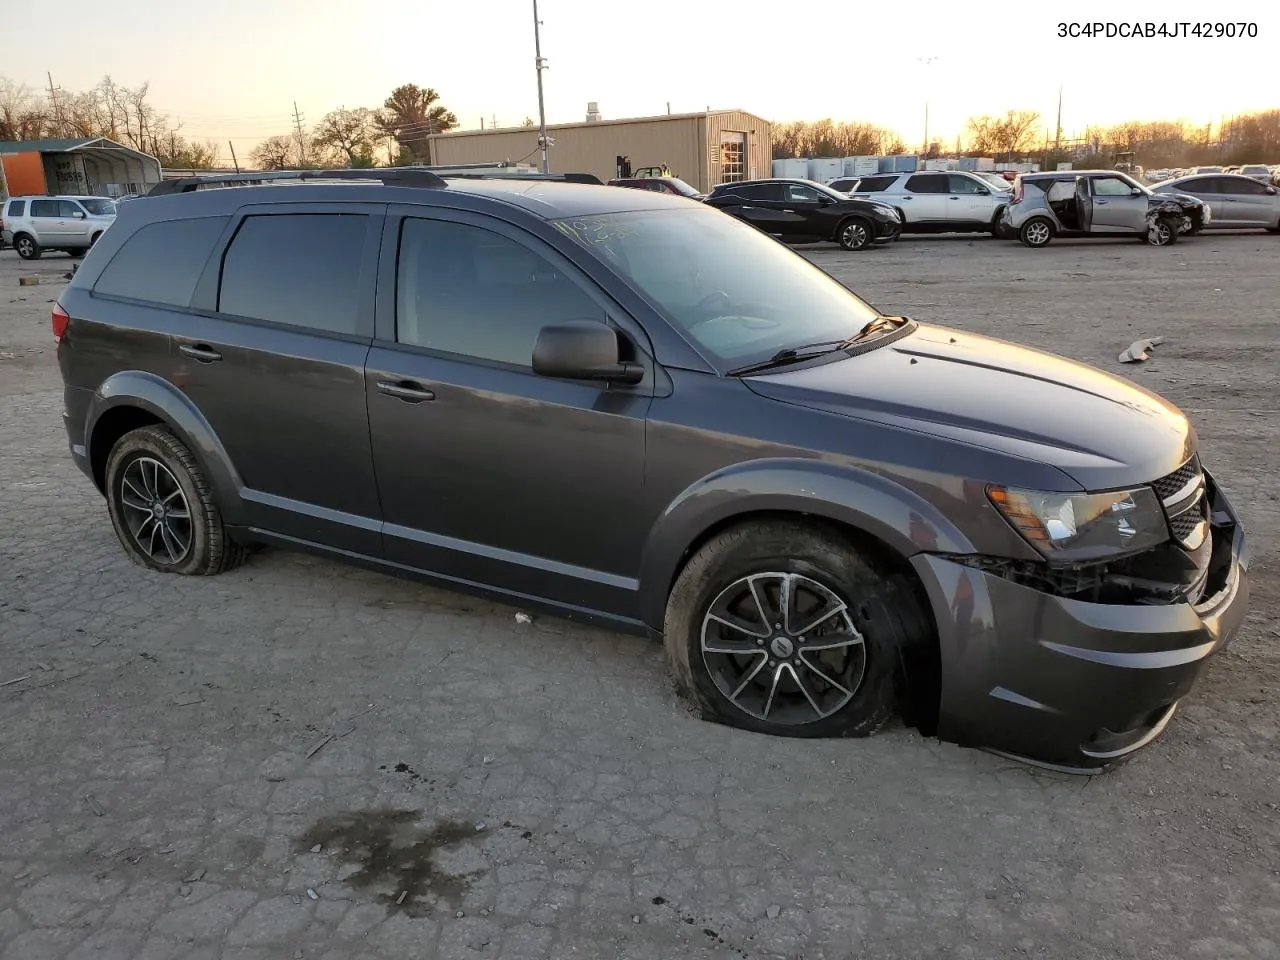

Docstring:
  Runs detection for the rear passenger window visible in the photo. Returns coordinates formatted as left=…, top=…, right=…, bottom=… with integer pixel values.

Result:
left=7, top=200, right=25, bottom=217
left=851, top=176, right=894, bottom=192
left=905, top=175, right=948, bottom=194
left=30, top=199, right=59, bottom=218
left=396, top=218, right=604, bottom=367
left=218, top=214, right=367, bottom=336
left=94, top=216, right=230, bottom=307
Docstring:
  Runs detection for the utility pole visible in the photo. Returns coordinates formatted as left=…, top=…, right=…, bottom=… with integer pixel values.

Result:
left=229, top=141, right=240, bottom=173
left=917, top=57, right=938, bottom=153
left=47, top=72, right=64, bottom=138
left=532, top=0, right=550, bottom=173
left=1054, top=86, right=1063, bottom=153
left=292, top=101, right=307, bottom=167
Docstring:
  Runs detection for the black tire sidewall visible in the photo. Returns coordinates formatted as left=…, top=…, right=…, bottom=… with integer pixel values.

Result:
left=1020, top=218, right=1053, bottom=247
left=665, top=524, right=901, bottom=739
left=105, top=428, right=214, bottom=575
left=838, top=217, right=872, bottom=251
left=14, top=235, right=39, bottom=260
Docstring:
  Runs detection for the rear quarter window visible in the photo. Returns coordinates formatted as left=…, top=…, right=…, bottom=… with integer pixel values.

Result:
left=93, top=216, right=230, bottom=308
left=6, top=200, right=26, bottom=217
left=852, top=176, right=896, bottom=192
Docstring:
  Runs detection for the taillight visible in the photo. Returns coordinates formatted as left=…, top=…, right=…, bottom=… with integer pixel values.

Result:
left=1012, top=180, right=1023, bottom=203
left=52, top=303, right=70, bottom=343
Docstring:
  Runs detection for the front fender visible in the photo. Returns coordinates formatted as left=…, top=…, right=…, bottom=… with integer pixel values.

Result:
left=88, top=371, right=243, bottom=518
left=636, top=457, right=978, bottom=629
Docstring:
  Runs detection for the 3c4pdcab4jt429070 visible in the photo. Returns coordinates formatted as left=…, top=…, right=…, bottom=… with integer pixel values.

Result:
left=53, top=168, right=1249, bottom=772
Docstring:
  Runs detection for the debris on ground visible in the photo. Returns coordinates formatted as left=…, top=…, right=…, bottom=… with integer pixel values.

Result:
left=84, top=794, right=105, bottom=817
left=0, top=675, right=31, bottom=688
left=172, top=692, right=204, bottom=706
left=304, top=734, right=334, bottom=759
left=766, top=904, right=782, bottom=919
left=514, top=612, right=533, bottom=624
left=18, top=276, right=39, bottom=286
left=306, top=887, right=319, bottom=900
left=396, top=890, right=408, bottom=905
left=183, top=868, right=206, bottom=883
left=1119, top=337, right=1164, bottom=363
left=310, top=843, right=322, bottom=854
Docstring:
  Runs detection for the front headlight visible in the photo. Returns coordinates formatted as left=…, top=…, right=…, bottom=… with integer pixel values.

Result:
left=987, top=485, right=1168, bottom=562
left=878, top=205, right=900, bottom=220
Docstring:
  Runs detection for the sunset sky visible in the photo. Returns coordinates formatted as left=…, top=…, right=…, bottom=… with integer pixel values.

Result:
left=5, top=0, right=1276, bottom=165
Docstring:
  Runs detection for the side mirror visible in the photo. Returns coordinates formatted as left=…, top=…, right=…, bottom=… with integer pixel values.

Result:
left=532, top=320, right=643, bottom=385
left=73, top=210, right=87, bottom=219
left=1130, top=187, right=1143, bottom=196
left=1267, top=186, right=1277, bottom=195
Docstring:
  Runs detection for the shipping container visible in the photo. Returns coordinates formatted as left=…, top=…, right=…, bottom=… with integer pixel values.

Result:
left=772, top=158, right=809, bottom=179
left=806, top=158, right=843, bottom=182
left=976, top=157, right=995, bottom=171
left=878, top=154, right=919, bottom=173
left=843, top=156, right=880, bottom=177
left=957, top=157, right=978, bottom=171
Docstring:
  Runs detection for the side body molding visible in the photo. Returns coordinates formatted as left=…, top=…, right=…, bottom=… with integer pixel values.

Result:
left=636, top=457, right=977, bottom=630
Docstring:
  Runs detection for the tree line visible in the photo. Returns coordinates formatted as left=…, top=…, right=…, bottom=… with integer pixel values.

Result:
left=774, top=108, right=1280, bottom=167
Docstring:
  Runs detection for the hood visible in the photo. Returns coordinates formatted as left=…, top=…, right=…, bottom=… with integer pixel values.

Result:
left=743, top=323, right=1196, bottom=491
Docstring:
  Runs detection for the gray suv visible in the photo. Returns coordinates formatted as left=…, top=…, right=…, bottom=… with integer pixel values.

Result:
left=1000, top=170, right=1193, bottom=247
left=52, top=168, right=1248, bottom=772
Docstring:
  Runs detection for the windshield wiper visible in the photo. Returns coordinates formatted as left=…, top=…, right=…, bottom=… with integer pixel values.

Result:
left=726, top=316, right=911, bottom=377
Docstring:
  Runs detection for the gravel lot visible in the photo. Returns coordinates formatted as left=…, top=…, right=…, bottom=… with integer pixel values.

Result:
left=1, top=234, right=1277, bottom=960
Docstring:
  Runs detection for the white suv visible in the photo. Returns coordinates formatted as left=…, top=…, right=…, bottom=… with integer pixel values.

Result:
left=849, top=171, right=1011, bottom=235
left=2, top=195, right=117, bottom=260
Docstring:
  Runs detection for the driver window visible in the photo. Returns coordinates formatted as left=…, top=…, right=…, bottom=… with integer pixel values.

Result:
left=396, top=218, right=604, bottom=367
left=59, top=200, right=87, bottom=217
left=785, top=184, right=823, bottom=203
left=948, top=175, right=986, bottom=195
left=1093, top=177, right=1134, bottom=197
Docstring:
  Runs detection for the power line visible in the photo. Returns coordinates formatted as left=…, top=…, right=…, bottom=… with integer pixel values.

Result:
left=292, top=101, right=307, bottom=165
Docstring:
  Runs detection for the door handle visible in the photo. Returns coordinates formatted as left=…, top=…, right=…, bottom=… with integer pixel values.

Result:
left=1096, top=200, right=1109, bottom=205
left=179, top=343, right=222, bottom=362
left=782, top=208, right=796, bottom=213
left=377, top=380, right=435, bottom=403
left=949, top=196, right=960, bottom=200
left=1223, top=198, right=1237, bottom=202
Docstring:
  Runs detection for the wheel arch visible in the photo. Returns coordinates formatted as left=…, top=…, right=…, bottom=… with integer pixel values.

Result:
left=87, top=371, right=242, bottom=515
left=639, top=460, right=960, bottom=731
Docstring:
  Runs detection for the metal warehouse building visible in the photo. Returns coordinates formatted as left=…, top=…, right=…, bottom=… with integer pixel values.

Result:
left=427, top=108, right=772, bottom=193
left=0, top=138, right=162, bottom=198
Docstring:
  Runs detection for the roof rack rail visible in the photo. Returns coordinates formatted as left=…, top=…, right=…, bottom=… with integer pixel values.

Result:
left=442, top=172, right=604, bottom=185
left=147, top=167, right=447, bottom=196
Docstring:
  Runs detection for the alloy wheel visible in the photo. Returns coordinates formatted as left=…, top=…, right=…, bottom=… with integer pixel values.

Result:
left=16, top=237, right=34, bottom=258
left=700, top=572, right=867, bottom=725
left=841, top=222, right=869, bottom=249
left=119, top=456, right=193, bottom=565
left=1025, top=221, right=1051, bottom=245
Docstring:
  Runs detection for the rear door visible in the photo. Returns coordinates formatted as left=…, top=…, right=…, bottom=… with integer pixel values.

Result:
left=1087, top=175, right=1146, bottom=232
left=175, top=202, right=385, bottom=554
left=1219, top=175, right=1273, bottom=226
left=29, top=198, right=69, bottom=244
left=900, top=174, right=950, bottom=223
left=1174, top=176, right=1230, bottom=224
left=365, top=207, right=653, bottom=616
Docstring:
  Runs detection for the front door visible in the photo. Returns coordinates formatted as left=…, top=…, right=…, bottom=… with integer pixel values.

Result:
left=719, top=183, right=789, bottom=235
left=777, top=182, right=831, bottom=238
left=1088, top=175, right=1148, bottom=232
left=1217, top=175, right=1273, bottom=226
left=174, top=203, right=385, bottom=555
left=899, top=173, right=950, bottom=224
left=946, top=174, right=997, bottom=226
left=365, top=209, right=653, bottom=617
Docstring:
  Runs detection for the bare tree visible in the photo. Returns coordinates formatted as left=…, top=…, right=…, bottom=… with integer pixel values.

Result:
left=313, top=107, right=380, bottom=167
left=965, top=110, right=1041, bottom=156
left=0, top=79, right=51, bottom=140
left=251, top=134, right=304, bottom=170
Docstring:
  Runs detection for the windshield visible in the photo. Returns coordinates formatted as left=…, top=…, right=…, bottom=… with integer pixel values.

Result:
left=976, top=173, right=1012, bottom=191
left=78, top=198, right=117, bottom=216
left=552, top=207, right=881, bottom=369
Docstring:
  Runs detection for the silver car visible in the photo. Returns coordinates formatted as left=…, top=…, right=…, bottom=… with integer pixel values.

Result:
left=1150, top=173, right=1280, bottom=232
left=999, top=170, right=1190, bottom=247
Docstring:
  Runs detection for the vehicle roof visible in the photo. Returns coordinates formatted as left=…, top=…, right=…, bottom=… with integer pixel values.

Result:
left=1020, top=169, right=1128, bottom=178
left=6, top=194, right=116, bottom=201
left=124, top=177, right=693, bottom=221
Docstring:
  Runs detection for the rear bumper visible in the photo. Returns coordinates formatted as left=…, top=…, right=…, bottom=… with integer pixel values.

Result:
left=911, top=475, right=1250, bottom=772
left=63, top=384, right=95, bottom=485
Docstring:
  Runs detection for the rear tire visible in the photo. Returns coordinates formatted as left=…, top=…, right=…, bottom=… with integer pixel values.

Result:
left=13, top=233, right=40, bottom=260
left=1019, top=218, right=1054, bottom=247
left=664, top=520, right=922, bottom=739
left=105, top=425, right=249, bottom=576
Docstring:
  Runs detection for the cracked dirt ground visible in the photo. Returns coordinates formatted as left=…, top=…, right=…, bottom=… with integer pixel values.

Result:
left=1, top=236, right=1278, bottom=960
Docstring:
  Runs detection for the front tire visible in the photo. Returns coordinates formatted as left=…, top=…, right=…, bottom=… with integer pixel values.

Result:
left=13, top=234, right=40, bottom=260
left=105, top=425, right=249, bottom=576
left=1146, top=217, right=1178, bottom=246
left=837, top=217, right=873, bottom=251
left=1019, top=218, right=1054, bottom=247
left=664, top=521, right=918, bottom=739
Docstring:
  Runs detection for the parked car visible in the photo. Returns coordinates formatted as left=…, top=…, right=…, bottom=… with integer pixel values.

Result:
left=972, top=172, right=1015, bottom=193
left=1237, top=164, right=1273, bottom=184
left=609, top=176, right=706, bottom=200
left=1150, top=173, right=1280, bottom=232
left=1000, top=170, right=1198, bottom=247
left=51, top=167, right=1248, bottom=771
left=848, top=170, right=1011, bottom=236
left=704, top=178, right=901, bottom=250
left=1, top=195, right=117, bottom=260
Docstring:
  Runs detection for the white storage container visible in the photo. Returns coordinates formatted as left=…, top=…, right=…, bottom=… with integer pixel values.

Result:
left=976, top=157, right=995, bottom=171
left=844, top=156, right=880, bottom=177
left=772, top=158, right=809, bottom=179
left=806, top=158, right=844, bottom=182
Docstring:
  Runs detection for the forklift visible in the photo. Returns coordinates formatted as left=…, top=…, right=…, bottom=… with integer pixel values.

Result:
left=615, top=156, right=674, bottom=179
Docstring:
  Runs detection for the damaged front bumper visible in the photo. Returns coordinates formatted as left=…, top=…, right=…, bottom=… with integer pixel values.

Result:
left=911, top=472, right=1250, bottom=773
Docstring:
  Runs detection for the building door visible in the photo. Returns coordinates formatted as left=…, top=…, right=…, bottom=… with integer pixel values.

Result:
left=719, top=133, right=746, bottom=184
